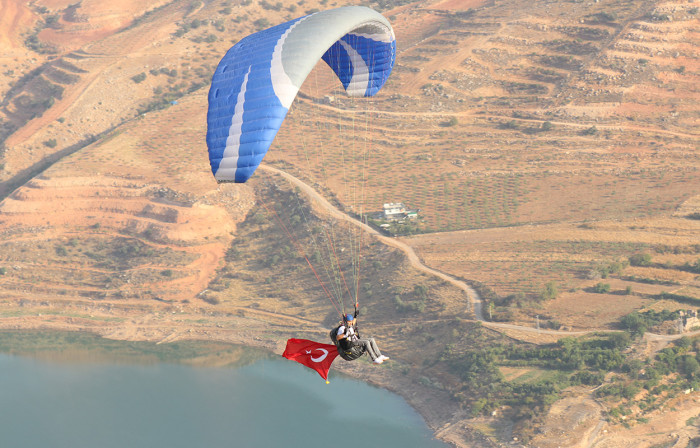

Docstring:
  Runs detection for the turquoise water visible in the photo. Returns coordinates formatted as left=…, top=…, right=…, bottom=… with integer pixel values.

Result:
left=0, top=352, right=447, bottom=448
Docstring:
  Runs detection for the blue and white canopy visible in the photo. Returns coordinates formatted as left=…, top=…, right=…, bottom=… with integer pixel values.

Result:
left=206, top=6, right=396, bottom=183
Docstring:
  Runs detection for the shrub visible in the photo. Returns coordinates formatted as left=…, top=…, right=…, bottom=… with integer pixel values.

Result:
left=500, top=120, right=519, bottom=130
left=414, top=284, right=428, bottom=300
left=43, top=138, right=57, bottom=148
left=629, top=253, right=652, bottom=267
left=394, top=295, right=426, bottom=313
left=655, top=292, right=700, bottom=306
left=540, top=281, right=558, bottom=301
left=131, top=72, right=147, bottom=83
left=582, top=126, right=598, bottom=136
left=683, top=258, right=700, bottom=274
left=253, top=18, right=270, bottom=30
left=260, top=0, right=283, bottom=10
left=202, top=295, right=220, bottom=305
left=594, top=11, right=617, bottom=22
left=594, top=282, right=611, bottom=293
left=471, top=398, right=489, bottom=417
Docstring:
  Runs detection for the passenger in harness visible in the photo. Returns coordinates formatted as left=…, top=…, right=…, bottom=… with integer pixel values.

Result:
left=330, top=309, right=389, bottom=364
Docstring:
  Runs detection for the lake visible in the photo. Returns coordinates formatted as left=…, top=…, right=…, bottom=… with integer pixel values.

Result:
left=0, top=333, right=447, bottom=448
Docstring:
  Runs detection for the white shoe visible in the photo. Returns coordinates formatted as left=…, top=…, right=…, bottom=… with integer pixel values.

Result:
left=378, top=355, right=390, bottom=362
left=373, top=358, right=384, bottom=364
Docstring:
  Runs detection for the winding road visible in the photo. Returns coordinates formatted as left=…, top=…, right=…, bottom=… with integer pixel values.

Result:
left=259, top=164, right=596, bottom=337
left=258, top=164, right=700, bottom=342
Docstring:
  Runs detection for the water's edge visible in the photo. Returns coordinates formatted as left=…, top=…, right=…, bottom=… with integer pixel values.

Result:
left=0, top=330, right=449, bottom=448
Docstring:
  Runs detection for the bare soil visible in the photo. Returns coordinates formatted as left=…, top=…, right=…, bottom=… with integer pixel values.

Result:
left=405, top=214, right=700, bottom=328
left=0, top=0, right=35, bottom=52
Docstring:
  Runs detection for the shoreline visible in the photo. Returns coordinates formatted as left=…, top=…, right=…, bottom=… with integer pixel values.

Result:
left=0, top=314, right=469, bottom=448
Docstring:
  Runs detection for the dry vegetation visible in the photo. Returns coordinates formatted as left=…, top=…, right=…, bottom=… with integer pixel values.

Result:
left=0, top=0, right=698, bottom=446
left=407, top=215, right=700, bottom=329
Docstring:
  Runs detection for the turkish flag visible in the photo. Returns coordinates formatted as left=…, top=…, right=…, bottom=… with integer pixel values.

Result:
left=282, top=339, right=339, bottom=381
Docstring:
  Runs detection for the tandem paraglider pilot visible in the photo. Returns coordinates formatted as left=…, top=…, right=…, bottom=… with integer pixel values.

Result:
left=331, top=311, right=389, bottom=364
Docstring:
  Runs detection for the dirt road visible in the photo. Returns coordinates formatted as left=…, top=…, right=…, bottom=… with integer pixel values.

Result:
left=259, top=164, right=598, bottom=337
left=259, top=164, right=700, bottom=342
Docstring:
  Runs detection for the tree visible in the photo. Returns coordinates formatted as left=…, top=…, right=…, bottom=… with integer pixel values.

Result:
left=621, top=313, right=647, bottom=337
left=680, top=355, right=699, bottom=378
left=676, top=336, right=691, bottom=349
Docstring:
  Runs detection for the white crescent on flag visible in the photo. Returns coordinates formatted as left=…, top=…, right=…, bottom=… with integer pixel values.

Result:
left=283, top=339, right=338, bottom=381
left=310, top=348, right=329, bottom=363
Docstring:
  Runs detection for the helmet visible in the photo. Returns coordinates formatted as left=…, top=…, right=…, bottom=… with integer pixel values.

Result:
left=346, top=314, right=354, bottom=321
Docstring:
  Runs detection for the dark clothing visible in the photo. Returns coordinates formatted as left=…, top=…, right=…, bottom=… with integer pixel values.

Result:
left=338, top=337, right=354, bottom=352
left=329, top=326, right=365, bottom=361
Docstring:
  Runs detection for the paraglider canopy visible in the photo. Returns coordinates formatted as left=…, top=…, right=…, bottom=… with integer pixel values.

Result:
left=205, top=6, right=396, bottom=183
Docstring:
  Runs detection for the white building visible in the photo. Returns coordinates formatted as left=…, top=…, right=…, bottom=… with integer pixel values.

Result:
left=383, top=202, right=406, bottom=219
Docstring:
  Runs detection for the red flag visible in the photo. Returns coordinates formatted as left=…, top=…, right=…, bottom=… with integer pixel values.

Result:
left=282, top=338, right=339, bottom=381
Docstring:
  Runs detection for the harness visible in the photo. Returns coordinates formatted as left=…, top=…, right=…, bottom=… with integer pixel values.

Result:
left=329, top=325, right=365, bottom=361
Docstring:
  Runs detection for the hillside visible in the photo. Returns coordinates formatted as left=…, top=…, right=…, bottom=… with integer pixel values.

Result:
left=0, top=0, right=698, bottom=446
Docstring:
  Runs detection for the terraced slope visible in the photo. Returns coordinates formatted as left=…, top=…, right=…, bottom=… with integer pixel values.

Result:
left=270, top=0, right=698, bottom=232
left=0, top=92, right=249, bottom=311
